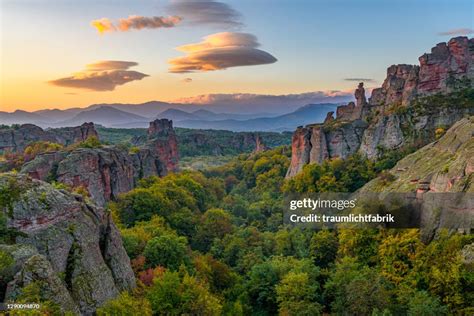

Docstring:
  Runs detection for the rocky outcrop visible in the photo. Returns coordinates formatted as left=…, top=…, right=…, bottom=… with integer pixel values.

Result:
left=369, top=64, right=420, bottom=106
left=287, top=37, right=474, bottom=177
left=0, top=122, right=98, bottom=153
left=0, top=124, right=58, bottom=153
left=141, top=119, right=179, bottom=176
left=326, top=120, right=368, bottom=158
left=355, top=82, right=368, bottom=107
left=286, top=126, right=312, bottom=177
left=56, top=148, right=136, bottom=207
left=50, top=123, right=99, bottom=146
left=361, top=117, right=474, bottom=193
left=418, top=37, right=474, bottom=94
left=358, top=117, right=474, bottom=240
left=324, top=111, right=335, bottom=124
left=20, top=119, right=179, bottom=206
left=370, top=37, right=474, bottom=106
left=0, top=174, right=135, bottom=315
left=254, top=135, right=268, bottom=153
left=287, top=84, right=369, bottom=177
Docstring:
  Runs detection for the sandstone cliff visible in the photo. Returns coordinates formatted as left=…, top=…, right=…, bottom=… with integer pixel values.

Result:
left=0, top=173, right=136, bottom=315
left=287, top=36, right=474, bottom=178
left=360, top=117, right=473, bottom=194
left=358, top=117, right=474, bottom=240
left=20, top=119, right=179, bottom=206
left=0, top=122, right=98, bottom=153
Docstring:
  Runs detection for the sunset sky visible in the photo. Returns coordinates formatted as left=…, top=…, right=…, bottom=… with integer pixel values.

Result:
left=1, top=0, right=472, bottom=112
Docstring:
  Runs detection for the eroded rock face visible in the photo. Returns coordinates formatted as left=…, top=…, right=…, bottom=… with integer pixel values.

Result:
left=369, top=64, right=420, bottom=106
left=0, top=124, right=58, bottom=153
left=326, top=120, right=367, bottom=158
left=20, top=119, right=179, bottom=206
left=418, top=37, right=474, bottom=94
left=0, top=174, right=135, bottom=315
left=286, top=126, right=312, bottom=178
left=0, top=122, right=98, bottom=153
left=359, top=115, right=405, bottom=159
left=369, top=36, right=474, bottom=107
left=254, top=135, right=268, bottom=153
left=286, top=37, right=474, bottom=178
left=358, top=117, right=474, bottom=240
left=56, top=148, right=136, bottom=207
left=355, top=82, right=367, bottom=107
left=50, top=123, right=99, bottom=146
left=143, top=119, right=179, bottom=176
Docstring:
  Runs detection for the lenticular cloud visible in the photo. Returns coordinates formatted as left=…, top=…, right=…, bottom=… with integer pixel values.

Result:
left=49, top=60, right=149, bottom=91
left=168, top=32, right=277, bottom=73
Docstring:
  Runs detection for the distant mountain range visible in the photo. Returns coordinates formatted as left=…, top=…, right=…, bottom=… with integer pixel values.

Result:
left=1, top=102, right=340, bottom=132
left=164, top=103, right=338, bottom=132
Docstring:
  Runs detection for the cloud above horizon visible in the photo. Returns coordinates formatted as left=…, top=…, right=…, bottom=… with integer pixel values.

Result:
left=344, top=78, right=375, bottom=83
left=167, top=0, right=242, bottom=29
left=438, top=28, right=473, bottom=36
left=91, top=15, right=182, bottom=34
left=169, top=32, right=277, bottom=73
left=173, top=90, right=353, bottom=106
left=49, top=60, right=149, bottom=91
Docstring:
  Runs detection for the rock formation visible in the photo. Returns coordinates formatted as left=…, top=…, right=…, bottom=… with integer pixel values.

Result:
left=254, top=135, right=268, bottom=153
left=323, top=111, right=335, bottom=124
left=361, top=117, right=474, bottom=194
left=358, top=117, right=474, bottom=240
left=287, top=36, right=474, bottom=178
left=355, top=82, right=367, bottom=107
left=369, top=64, right=420, bottom=106
left=418, top=37, right=474, bottom=94
left=51, top=122, right=99, bottom=146
left=20, top=119, right=179, bottom=206
left=139, top=119, right=180, bottom=177
left=55, top=148, right=136, bottom=207
left=0, top=173, right=135, bottom=314
left=0, top=122, right=98, bottom=153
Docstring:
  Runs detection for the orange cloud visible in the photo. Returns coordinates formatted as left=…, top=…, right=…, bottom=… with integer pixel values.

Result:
left=49, top=60, right=148, bottom=91
left=169, top=32, right=277, bottom=73
left=91, top=15, right=182, bottom=34
left=86, top=61, right=139, bottom=71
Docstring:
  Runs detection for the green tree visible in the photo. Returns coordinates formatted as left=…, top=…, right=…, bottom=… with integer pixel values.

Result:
left=310, top=229, right=338, bottom=268
left=325, top=257, right=392, bottom=315
left=194, top=208, right=234, bottom=252
left=143, top=234, right=190, bottom=270
left=147, top=271, right=222, bottom=315
left=407, top=291, right=447, bottom=316
left=276, top=272, right=322, bottom=315
left=97, top=292, right=152, bottom=316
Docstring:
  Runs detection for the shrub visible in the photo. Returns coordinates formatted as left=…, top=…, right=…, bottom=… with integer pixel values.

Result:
left=97, top=292, right=152, bottom=316
left=77, top=136, right=102, bottom=149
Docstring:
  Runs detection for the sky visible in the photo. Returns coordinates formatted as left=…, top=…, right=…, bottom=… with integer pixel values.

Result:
left=0, top=0, right=473, bottom=112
